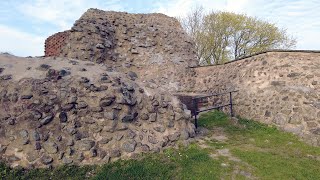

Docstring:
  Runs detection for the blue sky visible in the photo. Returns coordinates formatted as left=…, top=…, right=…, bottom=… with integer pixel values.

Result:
left=0, top=0, right=319, bottom=56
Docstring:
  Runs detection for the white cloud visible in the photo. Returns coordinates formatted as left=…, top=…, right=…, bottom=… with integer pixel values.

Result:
left=0, top=0, right=126, bottom=56
left=0, top=25, right=45, bottom=56
left=18, top=0, right=124, bottom=30
left=155, top=0, right=195, bottom=17
left=1, top=0, right=319, bottom=57
left=245, top=0, right=320, bottom=50
left=225, top=0, right=250, bottom=12
left=155, top=0, right=214, bottom=17
left=153, top=0, right=251, bottom=17
left=18, top=0, right=93, bottom=30
left=154, top=0, right=320, bottom=50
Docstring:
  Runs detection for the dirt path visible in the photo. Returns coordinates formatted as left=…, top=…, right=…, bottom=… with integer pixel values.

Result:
left=195, top=126, right=257, bottom=179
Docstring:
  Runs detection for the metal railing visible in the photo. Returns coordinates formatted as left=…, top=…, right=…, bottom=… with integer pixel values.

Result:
left=192, top=90, right=238, bottom=128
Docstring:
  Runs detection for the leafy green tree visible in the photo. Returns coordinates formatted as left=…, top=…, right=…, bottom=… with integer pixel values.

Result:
left=180, top=8, right=296, bottom=65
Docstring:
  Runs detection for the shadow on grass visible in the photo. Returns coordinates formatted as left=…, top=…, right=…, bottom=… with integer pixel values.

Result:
left=0, top=163, right=96, bottom=180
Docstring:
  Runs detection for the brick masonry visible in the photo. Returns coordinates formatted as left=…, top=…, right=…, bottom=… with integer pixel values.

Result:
left=44, top=31, right=70, bottom=57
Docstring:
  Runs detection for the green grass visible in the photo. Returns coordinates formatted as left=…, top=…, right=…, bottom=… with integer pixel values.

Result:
left=198, top=110, right=320, bottom=179
left=0, top=163, right=96, bottom=180
left=233, top=150, right=320, bottom=180
left=94, top=155, right=176, bottom=180
left=95, top=144, right=229, bottom=180
left=198, top=110, right=231, bottom=129
left=164, top=144, right=229, bottom=180
left=2, top=110, right=320, bottom=179
left=1, top=145, right=229, bottom=180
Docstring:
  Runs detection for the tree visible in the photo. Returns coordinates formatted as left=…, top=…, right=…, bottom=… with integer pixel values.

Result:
left=179, top=8, right=296, bottom=65
left=179, top=6, right=207, bottom=63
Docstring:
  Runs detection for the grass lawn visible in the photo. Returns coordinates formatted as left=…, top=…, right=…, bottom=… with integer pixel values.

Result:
left=1, top=111, right=320, bottom=179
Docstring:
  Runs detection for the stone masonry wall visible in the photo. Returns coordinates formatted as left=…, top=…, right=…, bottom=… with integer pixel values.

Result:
left=178, top=51, right=320, bottom=145
left=1, top=8, right=198, bottom=169
left=0, top=55, right=195, bottom=168
left=46, top=8, right=198, bottom=92
left=2, top=8, right=320, bottom=170
left=45, top=31, right=70, bottom=57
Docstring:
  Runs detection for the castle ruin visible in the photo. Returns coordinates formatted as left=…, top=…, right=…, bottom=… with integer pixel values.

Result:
left=0, top=8, right=319, bottom=168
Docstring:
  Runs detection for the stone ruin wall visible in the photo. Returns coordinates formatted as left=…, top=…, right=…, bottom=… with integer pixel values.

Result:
left=45, top=31, right=70, bottom=57
left=178, top=51, right=320, bottom=146
left=45, top=8, right=197, bottom=92
left=41, top=9, right=320, bottom=147
left=1, top=8, right=198, bottom=168
left=2, top=8, right=320, bottom=169
left=0, top=56, right=195, bottom=168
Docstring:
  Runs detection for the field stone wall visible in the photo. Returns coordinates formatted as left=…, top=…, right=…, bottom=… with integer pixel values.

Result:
left=178, top=52, right=320, bottom=145
left=5, top=8, right=319, bottom=170
left=0, top=55, right=195, bottom=168
left=45, top=8, right=198, bottom=92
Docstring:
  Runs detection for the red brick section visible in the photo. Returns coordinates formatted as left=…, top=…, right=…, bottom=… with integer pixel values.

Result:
left=44, top=30, right=70, bottom=57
